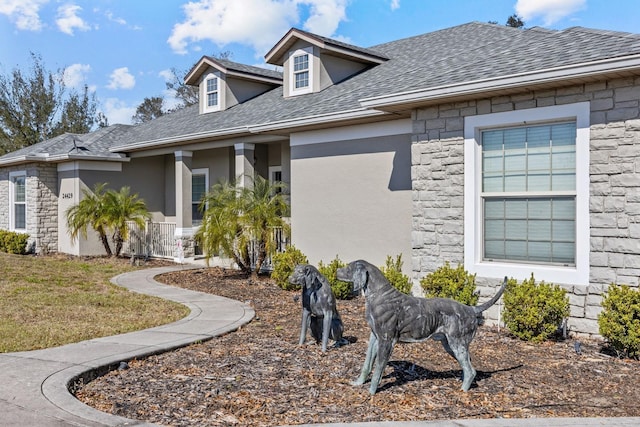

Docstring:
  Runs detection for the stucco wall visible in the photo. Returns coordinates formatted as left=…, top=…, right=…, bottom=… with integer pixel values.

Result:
left=411, top=76, right=640, bottom=336
left=290, top=119, right=413, bottom=273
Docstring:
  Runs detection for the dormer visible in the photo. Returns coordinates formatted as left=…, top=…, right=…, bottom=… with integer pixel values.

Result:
left=185, top=57, right=282, bottom=114
left=265, top=28, right=388, bottom=98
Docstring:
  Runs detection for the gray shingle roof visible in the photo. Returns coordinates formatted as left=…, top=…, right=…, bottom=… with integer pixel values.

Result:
left=0, top=124, right=131, bottom=163
left=4, top=22, right=640, bottom=160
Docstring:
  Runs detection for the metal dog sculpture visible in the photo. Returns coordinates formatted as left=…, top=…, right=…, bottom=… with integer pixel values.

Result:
left=289, top=264, right=346, bottom=352
left=337, top=259, right=507, bottom=394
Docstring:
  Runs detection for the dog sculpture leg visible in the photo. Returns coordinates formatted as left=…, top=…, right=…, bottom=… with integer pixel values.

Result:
left=299, top=308, right=311, bottom=345
left=353, top=332, right=377, bottom=386
left=369, top=338, right=395, bottom=395
left=449, top=340, right=476, bottom=391
left=320, top=310, right=333, bottom=353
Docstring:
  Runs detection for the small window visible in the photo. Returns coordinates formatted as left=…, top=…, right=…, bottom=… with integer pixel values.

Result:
left=288, top=47, right=313, bottom=96
left=293, top=54, right=309, bottom=89
left=206, top=77, right=218, bottom=107
left=9, top=171, right=26, bottom=230
left=192, top=169, right=208, bottom=226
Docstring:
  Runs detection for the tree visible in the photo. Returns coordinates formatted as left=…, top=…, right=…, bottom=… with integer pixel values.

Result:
left=0, top=53, right=101, bottom=154
left=54, top=85, right=98, bottom=134
left=196, top=174, right=290, bottom=279
left=506, top=14, right=525, bottom=28
left=66, top=183, right=151, bottom=257
left=132, top=96, right=165, bottom=124
left=104, top=186, right=151, bottom=256
left=66, top=183, right=113, bottom=256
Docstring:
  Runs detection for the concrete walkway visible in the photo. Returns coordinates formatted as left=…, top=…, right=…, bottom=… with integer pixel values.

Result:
left=0, top=265, right=637, bottom=427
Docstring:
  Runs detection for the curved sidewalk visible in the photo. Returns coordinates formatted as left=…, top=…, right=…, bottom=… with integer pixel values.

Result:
left=0, top=265, right=254, bottom=426
left=0, top=265, right=637, bottom=427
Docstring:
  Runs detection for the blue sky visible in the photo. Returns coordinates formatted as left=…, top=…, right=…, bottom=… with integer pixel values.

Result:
left=1, top=0, right=638, bottom=125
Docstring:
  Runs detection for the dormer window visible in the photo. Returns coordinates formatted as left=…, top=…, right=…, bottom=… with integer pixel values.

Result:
left=202, top=72, right=222, bottom=113
left=288, top=47, right=313, bottom=96
left=293, top=54, right=309, bottom=89
left=206, top=77, right=219, bottom=107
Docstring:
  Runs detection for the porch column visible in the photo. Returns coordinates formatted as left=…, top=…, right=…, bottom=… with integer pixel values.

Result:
left=174, top=150, right=194, bottom=261
left=234, top=143, right=255, bottom=188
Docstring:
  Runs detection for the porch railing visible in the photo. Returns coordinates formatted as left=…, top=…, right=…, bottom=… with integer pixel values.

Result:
left=123, top=220, right=289, bottom=268
left=123, top=221, right=176, bottom=259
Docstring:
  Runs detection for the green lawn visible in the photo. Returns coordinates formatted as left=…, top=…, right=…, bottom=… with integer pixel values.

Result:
left=0, top=253, right=189, bottom=353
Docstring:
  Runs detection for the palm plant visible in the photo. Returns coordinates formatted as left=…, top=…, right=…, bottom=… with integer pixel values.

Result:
left=104, top=186, right=151, bottom=256
left=196, top=175, right=290, bottom=279
left=66, top=183, right=113, bottom=256
left=65, top=183, right=150, bottom=257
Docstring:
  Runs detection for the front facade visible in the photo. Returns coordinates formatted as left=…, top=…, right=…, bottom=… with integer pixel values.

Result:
left=2, top=23, right=640, bottom=336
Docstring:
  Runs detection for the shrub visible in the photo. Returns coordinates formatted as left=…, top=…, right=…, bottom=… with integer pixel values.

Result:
left=598, top=284, right=640, bottom=359
left=318, top=255, right=352, bottom=300
left=380, top=254, right=412, bottom=295
left=419, top=261, right=479, bottom=306
left=502, top=274, right=569, bottom=343
left=0, top=230, right=29, bottom=255
left=270, top=245, right=308, bottom=291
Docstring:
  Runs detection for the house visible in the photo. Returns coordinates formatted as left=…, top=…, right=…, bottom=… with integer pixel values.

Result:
left=2, top=22, right=640, bottom=336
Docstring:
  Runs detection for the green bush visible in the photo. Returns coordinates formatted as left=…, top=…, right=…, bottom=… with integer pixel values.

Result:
left=270, top=245, right=308, bottom=291
left=380, top=254, right=412, bottom=295
left=0, top=230, right=29, bottom=255
left=318, top=255, right=352, bottom=300
left=598, top=284, right=640, bottom=359
left=419, top=261, right=479, bottom=306
left=502, top=274, right=569, bottom=343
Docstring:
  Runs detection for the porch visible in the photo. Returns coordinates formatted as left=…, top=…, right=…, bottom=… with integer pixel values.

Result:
left=123, top=220, right=289, bottom=270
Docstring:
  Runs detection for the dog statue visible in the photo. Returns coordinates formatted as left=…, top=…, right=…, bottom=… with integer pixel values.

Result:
left=337, top=259, right=507, bottom=394
left=289, top=264, right=347, bottom=352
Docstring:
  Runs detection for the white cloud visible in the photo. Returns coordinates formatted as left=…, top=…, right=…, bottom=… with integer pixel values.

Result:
left=515, top=0, right=586, bottom=26
left=105, top=10, right=126, bottom=25
left=390, top=0, right=400, bottom=11
left=56, top=3, right=90, bottom=35
left=107, top=67, right=135, bottom=90
left=167, top=0, right=348, bottom=56
left=0, top=0, right=49, bottom=31
left=158, top=69, right=175, bottom=82
left=63, top=63, right=91, bottom=88
left=101, top=98, right=136, bottom=125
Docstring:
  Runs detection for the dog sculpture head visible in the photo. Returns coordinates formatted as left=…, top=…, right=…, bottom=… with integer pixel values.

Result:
left=336, top=260, right=370, bottom=297
left=289, top=264, right=322, bottom=292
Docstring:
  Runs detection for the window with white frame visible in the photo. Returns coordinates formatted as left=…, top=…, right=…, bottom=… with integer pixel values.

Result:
left=192, top=168, right=209, bottom=226
left=289, top=47, right=313, bottom=96
left=482, top=122, right=576, bottom=264
left=206, top=77, right=218, bottom=107
left=464, top=102, right=590, bottom=285
left=9, top=171, right=26, bottom=231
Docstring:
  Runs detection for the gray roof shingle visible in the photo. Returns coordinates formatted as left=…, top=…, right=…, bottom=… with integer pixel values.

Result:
left=4, top=22, right=640, bottom=160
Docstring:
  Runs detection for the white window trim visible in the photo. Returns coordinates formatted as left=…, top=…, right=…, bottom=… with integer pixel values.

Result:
left=268, top=166, right=282, bottom=183
left=192, top=168, right=209, bottom=227
left=288, top=46, right=313, bottom=96
left=9, top=170, right=26, bottom=231
left=203, top=73, right=221, bottom=113
left=463, top=102, right=590, bottom=285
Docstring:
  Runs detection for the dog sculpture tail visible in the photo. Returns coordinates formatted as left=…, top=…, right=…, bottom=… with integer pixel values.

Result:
left=473, top=276, right=508, bottom=314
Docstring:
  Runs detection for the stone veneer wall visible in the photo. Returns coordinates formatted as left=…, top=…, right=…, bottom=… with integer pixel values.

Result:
left=0, top=163, right=58, bottom=254
left=411, top=76, right=640, bottom=337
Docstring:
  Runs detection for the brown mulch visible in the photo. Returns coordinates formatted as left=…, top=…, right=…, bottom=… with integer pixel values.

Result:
left=75, top=266, right=640, bottom=427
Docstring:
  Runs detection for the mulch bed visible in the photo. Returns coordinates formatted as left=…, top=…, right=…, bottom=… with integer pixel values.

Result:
left=75, top=266, right=640, bottom=427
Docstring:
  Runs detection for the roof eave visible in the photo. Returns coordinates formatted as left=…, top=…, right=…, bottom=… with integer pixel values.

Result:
left=0, top=153, right=129, bottom=166
left=360, top=55, right=640, bottom=112
left=110, top=126, right=253, bottom=153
